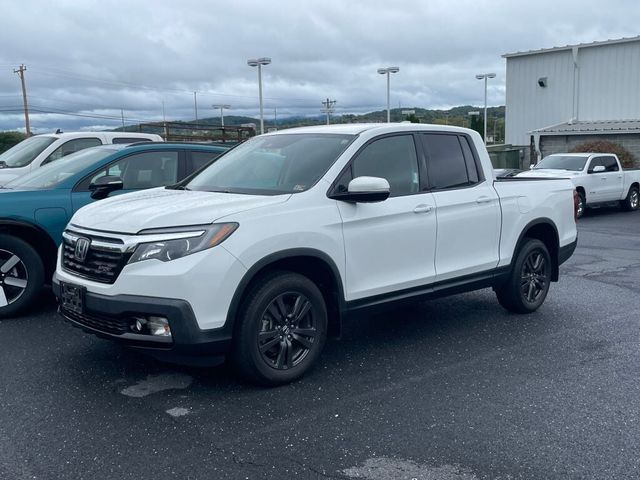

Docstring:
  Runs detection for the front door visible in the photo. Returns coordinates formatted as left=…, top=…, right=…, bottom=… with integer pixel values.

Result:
left=335, top=134, right=437, bottom=301
left=71, top=150, right=180, bottom=213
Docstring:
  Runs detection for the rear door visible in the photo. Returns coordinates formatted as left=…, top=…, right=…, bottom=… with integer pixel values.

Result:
left=335, top=134, right=437, bottom=300
left=420, top=133, right=500, bottom=282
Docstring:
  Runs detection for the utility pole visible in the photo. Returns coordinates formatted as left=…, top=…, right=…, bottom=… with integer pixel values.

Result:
left=321, top=98, right=337, bottom=125
left=274, top=107, right=277, bottom=129
left=120, top=109, right=125, bottom=129
left=13, top=64, right=31, bottom=136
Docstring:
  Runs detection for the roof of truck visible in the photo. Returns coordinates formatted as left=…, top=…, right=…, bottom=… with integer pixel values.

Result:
left=267, top=123, right=477, bottom=136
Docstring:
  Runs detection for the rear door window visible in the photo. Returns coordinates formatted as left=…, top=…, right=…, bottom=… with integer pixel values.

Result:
left=603, top=156, right=619, bottom=172
left=422, top=134, right=477, bottom=189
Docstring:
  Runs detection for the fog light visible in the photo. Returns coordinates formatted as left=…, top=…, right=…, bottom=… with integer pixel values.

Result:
left=132, top=317, right=147, bottom=332
left=147, top=316, right=171, bottom=337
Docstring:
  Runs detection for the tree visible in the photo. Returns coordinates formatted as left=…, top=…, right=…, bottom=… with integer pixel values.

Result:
left=469, top=115, right=484, bottom=140
left=570, top=140, right=636, bottom=168
left=405, top=113, right=420, bottom=123
left=0, top=131, right=26, bottom=154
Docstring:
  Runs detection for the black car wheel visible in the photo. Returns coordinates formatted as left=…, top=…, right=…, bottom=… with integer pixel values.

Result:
left=495, top=238, right=552, bottom=314
left=0, top=235, right=44, bottom=318
left=232, top=271, right=327, bottom=386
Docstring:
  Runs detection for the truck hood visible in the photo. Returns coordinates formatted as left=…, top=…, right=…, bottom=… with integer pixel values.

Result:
left=70, top=188, right=291, bottom=234
left=517, top=169, right=581, bottom=178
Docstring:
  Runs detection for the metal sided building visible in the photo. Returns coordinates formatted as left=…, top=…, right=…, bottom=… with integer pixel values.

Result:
left=503, top=36, right=640, bottom=165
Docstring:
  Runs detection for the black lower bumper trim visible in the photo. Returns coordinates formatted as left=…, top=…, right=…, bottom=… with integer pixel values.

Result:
left=53, top=280, right=232, bottom=356
left=559, top=238, right=578, bottom=266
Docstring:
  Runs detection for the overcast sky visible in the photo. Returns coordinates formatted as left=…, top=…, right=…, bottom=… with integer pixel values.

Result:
left=1, top=0, right=639, bottom=132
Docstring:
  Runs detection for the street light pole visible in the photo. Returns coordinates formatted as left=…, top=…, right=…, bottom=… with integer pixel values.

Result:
left=475, top=72, right=496, bottom=144
left=247, top=57, right=271, bottom=134
left=377, top=67, right=399, bottom=123
left=212, top=104, right=231, bottom=127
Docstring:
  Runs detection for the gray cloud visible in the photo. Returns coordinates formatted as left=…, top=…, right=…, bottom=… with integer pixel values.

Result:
left=1, top=0, right=639, bottom=131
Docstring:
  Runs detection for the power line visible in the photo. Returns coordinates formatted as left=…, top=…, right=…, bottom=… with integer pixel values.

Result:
left=321, top=98, right=337, bottom=125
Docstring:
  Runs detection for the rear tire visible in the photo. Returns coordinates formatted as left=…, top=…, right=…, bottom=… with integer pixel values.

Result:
left=495, top=238, right=552, bottom=314
left=620, top=186, right=639, bottom=212
left=0, top=235, right=44, bottom=318
left=232, top=271, right=327, bottom=386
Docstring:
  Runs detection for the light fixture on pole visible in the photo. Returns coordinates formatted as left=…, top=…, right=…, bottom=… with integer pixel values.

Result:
left=212, top=104, right=231, bottom=127
left=247, top=57, right=271, bottom=134
left=377, top=67, right=399, bottom=123
left=475, top=72, right=496, bottom=144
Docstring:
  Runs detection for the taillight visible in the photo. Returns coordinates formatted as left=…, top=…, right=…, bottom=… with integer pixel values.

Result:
left=573, top=189, right=579, bottom=222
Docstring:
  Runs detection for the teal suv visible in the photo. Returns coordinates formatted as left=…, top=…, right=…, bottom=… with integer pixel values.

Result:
left=0, top=142, right=228, bottom=317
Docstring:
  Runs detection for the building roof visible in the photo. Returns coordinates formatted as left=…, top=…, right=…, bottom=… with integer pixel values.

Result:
left=530, top=119, right=640, bottom=136
left=503, top=35, right=640, bottom=58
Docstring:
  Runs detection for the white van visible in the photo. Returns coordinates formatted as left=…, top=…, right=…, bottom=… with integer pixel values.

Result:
left=0, top=132, right=163, bottom=185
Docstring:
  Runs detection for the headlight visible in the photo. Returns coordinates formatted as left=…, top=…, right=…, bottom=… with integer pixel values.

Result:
left=128, top=223, right=238, bottom=264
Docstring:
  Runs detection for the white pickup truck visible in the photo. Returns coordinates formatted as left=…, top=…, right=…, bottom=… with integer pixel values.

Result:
left=54, top=124, right=578, bottom=385
left=0, top=131, right=163, bottom=185
left=519, top=153, right=640, bottom=218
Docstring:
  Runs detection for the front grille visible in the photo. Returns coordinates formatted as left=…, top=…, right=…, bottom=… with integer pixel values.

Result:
left=62, top=235, right=131, bottom=284
left=62, top=307, right=130, bottom=335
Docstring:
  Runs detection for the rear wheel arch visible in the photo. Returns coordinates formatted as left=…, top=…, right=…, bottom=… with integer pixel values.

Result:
left=511, top=219, right=560, bottom=282
left=227, top=249, right=345, bottom=338
left=0, top=220, right=57, bottom=282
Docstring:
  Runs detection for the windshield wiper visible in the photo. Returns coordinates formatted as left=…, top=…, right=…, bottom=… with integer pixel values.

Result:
left=165, top=184, right=190, bottom=190
left=0, top=161, right=7, bottom=169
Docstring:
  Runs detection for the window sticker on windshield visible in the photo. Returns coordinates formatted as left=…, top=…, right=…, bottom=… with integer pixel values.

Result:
left=293, top=184, right=305, bottom=191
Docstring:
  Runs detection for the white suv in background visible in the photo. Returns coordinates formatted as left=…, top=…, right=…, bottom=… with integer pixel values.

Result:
left=0, top=131, right=163, bottom=185
left=55, top=124, right=578, bottom=385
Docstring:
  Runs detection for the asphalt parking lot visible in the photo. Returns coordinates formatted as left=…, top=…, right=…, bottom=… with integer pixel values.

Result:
left=1, top=207, right=639, bottom=480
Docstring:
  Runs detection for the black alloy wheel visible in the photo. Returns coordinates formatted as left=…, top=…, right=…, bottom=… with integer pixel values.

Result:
left=495, top=238, right=552, bottom=314
left=233, top=271, right=327, bottom=386
left=258, top=292, right=317, bottom=370
left=520, top=250, right=548, bottom=304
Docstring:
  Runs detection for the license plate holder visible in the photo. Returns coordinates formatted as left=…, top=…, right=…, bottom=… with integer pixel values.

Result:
left=60, top=282, right=85, bottom=315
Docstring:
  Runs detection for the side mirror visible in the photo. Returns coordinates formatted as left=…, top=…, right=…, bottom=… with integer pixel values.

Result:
left=330, top=176, right=390, bottom=203
left=591, top=165, right=606, bottom=173
left=89, top=175, right=123, bottom=199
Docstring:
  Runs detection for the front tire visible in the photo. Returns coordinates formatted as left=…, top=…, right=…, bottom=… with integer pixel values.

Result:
left=576, top=190, right=586, bottom=219
left=621, top=186, right=639, bottom=212
left=0, top=235, right=44, bottom=318
left=495, top=239, right=552, bottom=314
left=232, top=271, right=327, bottom=386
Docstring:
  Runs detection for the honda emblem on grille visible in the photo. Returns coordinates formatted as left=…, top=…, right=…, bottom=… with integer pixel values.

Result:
left=74, top=237, right=91, bottom=262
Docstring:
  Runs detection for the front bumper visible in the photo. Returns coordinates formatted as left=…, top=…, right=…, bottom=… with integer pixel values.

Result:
left=53, top=279, right=232, bottom=357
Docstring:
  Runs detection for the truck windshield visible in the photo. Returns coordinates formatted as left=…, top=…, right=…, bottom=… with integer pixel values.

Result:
left=186, top=133, right=355, bottom=195
left=534, top=155, right=588, bottom=171
left=0, top=135, right=57, bottom=168
left=3, top=147, right=116, bottom=189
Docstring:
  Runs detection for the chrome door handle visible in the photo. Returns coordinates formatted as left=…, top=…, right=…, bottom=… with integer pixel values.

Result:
left=413, top=204, right=434, bottom=214
left=476, top=197, right=492, bottom=204
left=601, top=177, right=607, bottom=181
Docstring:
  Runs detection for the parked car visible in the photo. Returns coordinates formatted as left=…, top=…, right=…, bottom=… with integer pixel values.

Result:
left=0, top=131, right=163, bottom=185
left=0, top=142, right=228, bottom=318
left=54, top=124, right=578, bottom=385
left=519, top=153, right=640, bottom=217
